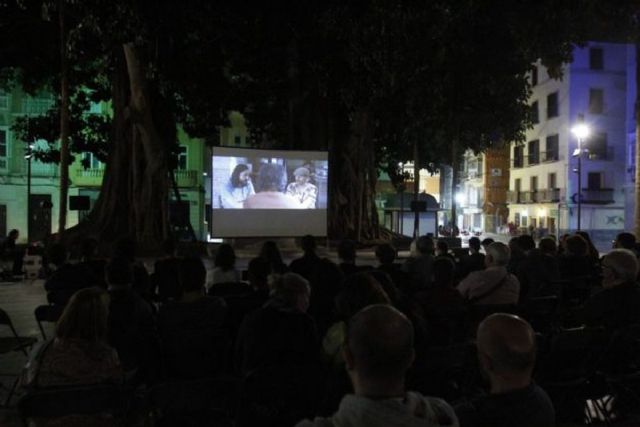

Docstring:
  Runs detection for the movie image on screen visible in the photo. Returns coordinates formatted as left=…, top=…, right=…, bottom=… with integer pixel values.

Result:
left=211, top=147, right=328, bottom=237
left=212, top=155, right=328, bottom=210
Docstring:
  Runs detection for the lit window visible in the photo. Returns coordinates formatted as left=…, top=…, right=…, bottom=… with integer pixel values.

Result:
left=177, top=146, right=188, bottom=170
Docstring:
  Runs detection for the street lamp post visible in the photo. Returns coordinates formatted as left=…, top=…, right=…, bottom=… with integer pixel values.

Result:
left=571, top=117, right=590, bottom=231
left=25, top=144, right=33, bottom=243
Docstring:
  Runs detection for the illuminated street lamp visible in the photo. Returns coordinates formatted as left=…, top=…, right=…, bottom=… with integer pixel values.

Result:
left=25, top=143, right=34, bottom=243
left=571, top=115, right=590, bottom=231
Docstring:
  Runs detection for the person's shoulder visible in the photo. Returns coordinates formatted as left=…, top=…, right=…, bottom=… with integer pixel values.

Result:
left=407, top=392, right=459, bottom=426
left=294, top=417, right=334, bottom=427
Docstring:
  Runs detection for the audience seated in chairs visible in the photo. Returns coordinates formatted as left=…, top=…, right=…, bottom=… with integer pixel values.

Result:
left=235, top=272, right=318, bottom=375
left=457, top=242, right=520, bottom=306
left=559, top=234, right=599, bottom=280
left=613, top=231, right=640, bottom=258
left=106, top=257, right=158, bottom=384
left=210, top=243, right=241, bottom=287
left=44, top=243, right=94, bottom=306
left=455, top=313, right=555, bottom=427
left=402, top=236, right=436, bottom=292
left=516, top=237, right=560, bottom=302
left=21, top=287, right=123, bottom=426
left=112, top=236, right=151, bottom=302
left=297, top=305, right=459, bottom=427
left=76, top=237, right=107, bottom=289
left=461, top=237, right=486, bottom=278
left=375, top=243, right=411, bottom=292
left=337, top=239, right=372, bottom=277
left=150, top=239, right=182, bottom=302
left=158, top=256, right=228, bottom=379
left=259, top=240, right=289, bottom=275
left=290, top=235, right=323, bottom=280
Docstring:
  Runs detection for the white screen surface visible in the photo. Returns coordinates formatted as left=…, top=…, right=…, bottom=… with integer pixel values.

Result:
left=211, top=147, right=328, bottom=237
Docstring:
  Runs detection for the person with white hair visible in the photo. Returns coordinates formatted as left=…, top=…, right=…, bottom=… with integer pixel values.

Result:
left=457, top=242, right=520, bottom=305
left=286, top=166, right=318, bottom=208
left=584, top=249, right=640, bottom=329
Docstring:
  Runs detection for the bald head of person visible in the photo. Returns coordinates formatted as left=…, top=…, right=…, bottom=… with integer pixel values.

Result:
left=477, top=313, right=536, bottom=392
left=344, top=305, right=415, bottom=394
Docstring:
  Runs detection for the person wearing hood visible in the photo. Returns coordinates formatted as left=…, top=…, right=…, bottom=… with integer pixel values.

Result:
left=296, top=304, right=458, bottom=427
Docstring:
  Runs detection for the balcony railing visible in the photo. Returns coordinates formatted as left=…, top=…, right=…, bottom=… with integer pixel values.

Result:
left=74, top=168, right=105, bottom=187
left=541, top=151, right=560, bottom=162
left=76, top=168, right=105, bottom=179
left=521, top=191, right=537, bottom=203
left=175, top=169, right=198, bottom=187
left=527, top=154, right=540, bottom=166
left=538, top=188, right=562, bottom=202
left=586, top=146, right=615, bottom=161
left=581, top=188, right=614, bottom=204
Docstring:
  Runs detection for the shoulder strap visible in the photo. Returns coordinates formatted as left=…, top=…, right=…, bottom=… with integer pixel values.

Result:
left=468, top=274, right=510, bottom=304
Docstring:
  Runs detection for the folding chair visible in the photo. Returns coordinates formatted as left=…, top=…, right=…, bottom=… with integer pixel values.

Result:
left=0, top=307, right=38, bottom=406
left=34, top=305, right=64, bottom=340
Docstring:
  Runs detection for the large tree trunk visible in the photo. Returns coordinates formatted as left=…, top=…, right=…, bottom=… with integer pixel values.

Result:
left=57, top=0, right=70, bottom=235
left=635, top=42, right=640, bottom=239
left=78, top=44, right=171, bottom=246
left=328, top=109, right=379, bottom=240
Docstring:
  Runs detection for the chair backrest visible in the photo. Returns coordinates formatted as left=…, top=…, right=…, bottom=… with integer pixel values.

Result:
left=34, top=305, right=65, bottom=340
left=18, top=384, right=131, bottom=420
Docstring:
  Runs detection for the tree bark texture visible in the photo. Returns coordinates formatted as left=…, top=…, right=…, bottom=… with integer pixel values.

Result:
left=57, top=0, right=70, bottom=235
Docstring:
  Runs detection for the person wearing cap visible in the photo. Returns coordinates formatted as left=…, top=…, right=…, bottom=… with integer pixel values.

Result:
left=287, top=166, right=318, bottom=209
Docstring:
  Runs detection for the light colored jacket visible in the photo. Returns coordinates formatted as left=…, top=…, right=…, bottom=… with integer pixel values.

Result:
left=296, top=392, right=459, bottom=427
left=457, top=266, right=520, bottom=305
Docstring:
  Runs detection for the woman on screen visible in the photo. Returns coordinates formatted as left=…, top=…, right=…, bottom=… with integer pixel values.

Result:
left=286, top=167, right=318, bottom=209
left=220, top=164, right=255, bottom=209
left=243, top=163, right=303, bottom=209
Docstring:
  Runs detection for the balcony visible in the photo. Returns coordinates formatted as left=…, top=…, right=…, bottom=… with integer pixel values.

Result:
left=541, top=151, right=560, bottom=162
left=538, top=188, right=562, bottom=202
left=581, top=188, right=614, bottom=204
left=520, top=191, right=537, bottom=203
left=74, top=168, right=105, bottom=187
left=527, top=153, right=540, bottom=166
left=512, top=157, right=524, bottom=169
left=175, top=169, right=199, bottom=187
left=586, top=147, right=614, bottom=161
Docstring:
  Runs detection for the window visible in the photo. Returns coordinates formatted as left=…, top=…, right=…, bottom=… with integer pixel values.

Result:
left=0, top=205, right=5, bottom=238
left=177, top=146, right=188, bottom=170
left=530, top=176, right=538, bottom=191
left=514, top=213, right=521, bottom=227
left=590, top=47, right=604, bottom=70
left=514, top=146, right=524, bottom=168
left=521, top=216, right=528, bottom=227
left=545, top=134, right=559, bottom=161
left=82, top=152, right=103, bottom=169
left=22, top=97, right=53, bottom=115
left=548, top=173, right=557, bottom=189
left=589, top=88, right=604, bottom=114
left=0, top=128, right=7, bottom=170
left=587, top=172, right=603, bottom=190
left=547, top=92, right=559, bottom=118
left=0, top=94, right=8, bottom=109
left=515, top=178, right=522, bottom=192
left=588, top=132, right=608, bottom=160
left=528, top=140, right=540, bottom=165
left=531, top=66, right=538, bottom=86
left=531, top=101, right=539, bottom=124
left=234, top=136, right=242, bottom=145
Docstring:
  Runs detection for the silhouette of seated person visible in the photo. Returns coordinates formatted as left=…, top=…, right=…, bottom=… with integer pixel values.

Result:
left=258, top=240, right=289, bottom=275
left=75, top=237, right=107, bottom=289
left=375, top=243, right=411, bottom=292
left=338, top=239, right=372, bottom=277
left=297, top=305, right=459, bottom=427
left=112, top=236, right=151, bottom=302
left=559, top=234, right=599, bottom=281
left=106, top=257, right=158, bottom=384
left=290, top=235, right=323, bottom=280
left=516, top=237, right=560, bottom=302
left=455, top=313, right=555, bottom=427
left=461, top=237, right=486, bottom=278
left=416, top=257, right=467, bottom=346
left=1, top=229, right=24, bottom=276
left=322, top=273, right=390, bottom=368
left=402, top=236, right=436, bottom=292
left=436, top=240, right=456, bottom=262
left=481, top=238, right=494, bottom=254
left=210, top=243, right=241, bottom=286
left=243, top=163, right=303, bottom=209
left=307, top=258, right=345, bottom=338
left=457, top=242, right=520, bottom=306
left=44, top=243, right=94, bottom=306
left=158, top=257, right=228, bottom=379
left=613, top=232, right=639, bottom=258
left=150, top=239, right=182, bottom=302
left=584, top=249, right=640, bottom=330
left=21, top=287, right=123, bottom=426
left=235, top=272, right=318, bottom=375
left=507, top=237, right=526, bottom=275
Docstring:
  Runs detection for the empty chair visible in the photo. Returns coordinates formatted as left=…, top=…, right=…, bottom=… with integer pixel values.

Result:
left=0, top=307, right=38, bottom=406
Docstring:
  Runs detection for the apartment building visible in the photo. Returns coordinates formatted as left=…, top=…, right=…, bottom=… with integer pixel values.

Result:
left=457, top=146, right=510, bottom=233
left=507, top=42, right=635, bottom=240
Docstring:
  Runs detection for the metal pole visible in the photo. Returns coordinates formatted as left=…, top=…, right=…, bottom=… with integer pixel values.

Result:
left=577, top=138, right=582, bottom=231
left=27, top=154, right=31, bottom=243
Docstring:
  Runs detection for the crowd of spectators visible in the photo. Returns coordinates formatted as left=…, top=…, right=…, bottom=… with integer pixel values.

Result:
left=8, top=230, right=640, bottom=426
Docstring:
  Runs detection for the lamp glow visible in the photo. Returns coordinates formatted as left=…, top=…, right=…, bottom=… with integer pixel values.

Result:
left=571, top=123, right=590, bottom=140
left=455, top=192, right=466, bottom=205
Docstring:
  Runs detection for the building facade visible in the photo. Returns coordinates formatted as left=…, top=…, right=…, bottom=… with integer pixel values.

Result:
left=507, top=42, right=636, bottom=241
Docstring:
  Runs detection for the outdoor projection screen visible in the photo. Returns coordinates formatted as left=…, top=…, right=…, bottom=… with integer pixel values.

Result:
left=211, top=147, right=328, bottom=237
